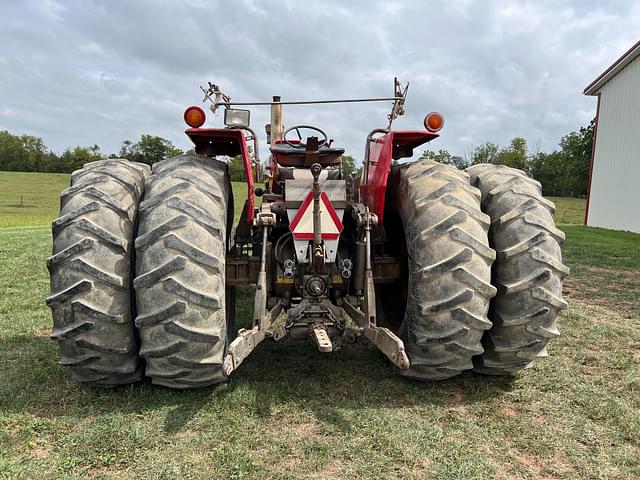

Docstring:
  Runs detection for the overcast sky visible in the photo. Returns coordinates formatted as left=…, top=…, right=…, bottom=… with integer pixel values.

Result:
left=1, top=0, right=639, bottom=162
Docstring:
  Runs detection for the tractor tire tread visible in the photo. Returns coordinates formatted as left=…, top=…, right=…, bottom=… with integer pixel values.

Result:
left=466, top=163, right=568, bottom=375
left=134, top=154, right=230, bottom=389
left=391, top=159, right=496, bottom=380
left=47, top=159, right=147, bottom=386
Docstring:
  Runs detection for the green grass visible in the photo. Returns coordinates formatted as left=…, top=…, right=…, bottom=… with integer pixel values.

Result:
left=548, top=196, right=585, bottom=225
left=561, top=225, right=640, bottom=316
left=562, top=226, right=640, bottom=269
left=0, top=172, right=70, bottom=227
left=0, top=171, right=249, bottom=227
left=0, top=172, right=639, bottom=479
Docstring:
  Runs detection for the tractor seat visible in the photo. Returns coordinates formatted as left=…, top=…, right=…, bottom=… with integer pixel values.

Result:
left=270, top=142, right=345, bottom=167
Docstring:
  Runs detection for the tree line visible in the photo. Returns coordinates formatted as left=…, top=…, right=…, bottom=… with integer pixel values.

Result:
left=0, top=129, right=359, bottom=181
left=1, top=120, right=592, bottom=196
left=0, top=132, right=184, bottom=173
left=420, top=119, right=594, bottom=197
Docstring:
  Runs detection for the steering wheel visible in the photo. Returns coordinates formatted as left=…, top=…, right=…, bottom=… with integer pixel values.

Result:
left=283, top=125, right=328, bottom=149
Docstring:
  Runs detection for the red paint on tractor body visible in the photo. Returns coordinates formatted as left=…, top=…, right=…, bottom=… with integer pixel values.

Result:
left=185, top=128, right=254, bottom=223
left=360, top=130, right=438, bottom=221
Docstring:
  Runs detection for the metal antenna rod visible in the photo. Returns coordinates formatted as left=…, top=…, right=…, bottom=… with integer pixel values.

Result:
left=213, top=96, right=404, bottom=107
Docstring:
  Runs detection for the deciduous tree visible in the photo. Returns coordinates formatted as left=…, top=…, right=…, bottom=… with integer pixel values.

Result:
left=341, top=155, right=357, bottom=176
left=119, top=135, right=182, bottom=165
left=420, top=149, right=468, bottom=169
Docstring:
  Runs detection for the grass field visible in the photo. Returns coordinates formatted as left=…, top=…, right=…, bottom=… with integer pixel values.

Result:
left=0, top=172, right=69, bottom=228
left=1, top=171, right=639, bottom=479
left=0, top=171, right=249, bottom=227
left=547, top=197, right=586, bottom=225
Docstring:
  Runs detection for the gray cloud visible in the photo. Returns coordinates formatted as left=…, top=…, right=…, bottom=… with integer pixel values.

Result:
left=0, top=0, right=638, bottom=162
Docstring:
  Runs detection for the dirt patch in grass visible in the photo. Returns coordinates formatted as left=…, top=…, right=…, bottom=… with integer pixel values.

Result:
left=513, top=452, right=553, bottom=479
left=312, top=459, right=346, bottom=480
left=500, top=404, right=518, bottom=417
left=28, top=439, right=52, bottom=461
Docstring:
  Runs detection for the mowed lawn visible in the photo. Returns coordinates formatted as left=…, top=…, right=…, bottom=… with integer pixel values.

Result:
left=0, top=172, right=69, bottom=228
left=0, top=171, right=249, bottom=227
left=0, top=171, right=639, bottom=479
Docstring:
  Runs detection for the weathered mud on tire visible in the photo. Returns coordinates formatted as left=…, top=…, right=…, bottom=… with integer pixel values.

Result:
left=46, top=159, right=149, bottom=386
left=467, top=164, right=569, bottom=375
left=388, top=160, right=496, bottom=380
left=134, top=154, right=231, bottom=388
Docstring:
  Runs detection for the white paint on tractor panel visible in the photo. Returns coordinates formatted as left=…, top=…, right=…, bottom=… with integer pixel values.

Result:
left=287, top=207, right=345, bottom=263
left=587, top=54, right=640, bottom=233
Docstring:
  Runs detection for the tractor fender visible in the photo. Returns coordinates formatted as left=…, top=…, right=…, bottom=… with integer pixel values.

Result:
left=185, top=127, right=254, bottom=223
left=360, top=130, right=438, bottom=221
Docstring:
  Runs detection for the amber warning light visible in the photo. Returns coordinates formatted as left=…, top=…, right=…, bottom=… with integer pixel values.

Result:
left=424, top=112, right=444, bottom=132
left=184, top=106, right=206, bottom=128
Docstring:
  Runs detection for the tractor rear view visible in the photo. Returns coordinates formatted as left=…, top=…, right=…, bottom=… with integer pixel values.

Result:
left=47, top=79, right=567, bottom=388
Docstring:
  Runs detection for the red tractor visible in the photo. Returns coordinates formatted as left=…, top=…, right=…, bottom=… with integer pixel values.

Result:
left=47, top=79, right=568, bottom=388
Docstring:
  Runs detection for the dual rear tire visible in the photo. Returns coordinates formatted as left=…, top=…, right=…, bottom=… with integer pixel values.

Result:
left=47, top=155, right=232, bottom=388
left=46, top=159, right=149, bottom=386
left=381, top=160, right=567, bottom=379
left=134, top=156, right=231, bottom=388
left=467, top=164, right=568, bottom=374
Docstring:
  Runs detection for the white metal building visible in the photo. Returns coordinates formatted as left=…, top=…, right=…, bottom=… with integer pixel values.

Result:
left=584, top=39, right=640, bottom=233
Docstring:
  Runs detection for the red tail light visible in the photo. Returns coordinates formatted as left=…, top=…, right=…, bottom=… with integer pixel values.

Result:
left=184, top=106, right=206, bottom=128
left=424, top=112, right=444, bottom=132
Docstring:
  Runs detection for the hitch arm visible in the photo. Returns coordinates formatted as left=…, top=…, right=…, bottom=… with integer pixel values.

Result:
left=342, top=207, right=410, bottom=370
left=223, top=301, right=283, bottom=376
left=223, top=207, right=280, bottom=376
left=342, top=297, right=410, bottom=370
left=223, top=327, right=266, bottom=376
